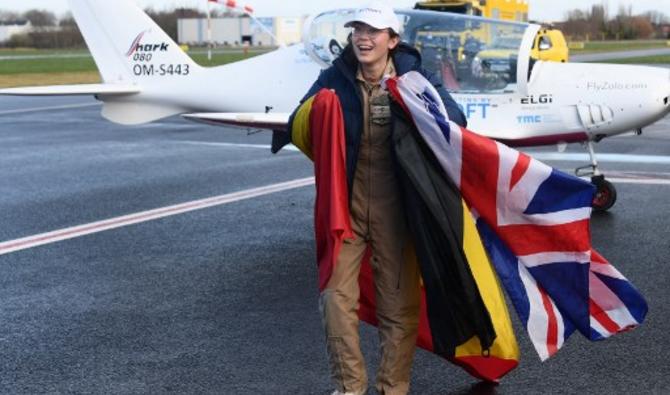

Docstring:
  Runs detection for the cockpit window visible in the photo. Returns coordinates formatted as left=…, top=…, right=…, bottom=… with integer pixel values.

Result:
left=303, top=9, right=355, bottom=67
left=304, top=9, right=530, bottom=94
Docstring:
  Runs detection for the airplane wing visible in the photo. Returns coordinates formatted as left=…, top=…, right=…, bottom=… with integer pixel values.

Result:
left=0, top=84, right=140, bottom=96
left=182, top=112, right=290, bottom=131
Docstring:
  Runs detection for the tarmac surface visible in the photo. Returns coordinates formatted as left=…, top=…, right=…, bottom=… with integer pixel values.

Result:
left=1, top=96, right=669, bottom=394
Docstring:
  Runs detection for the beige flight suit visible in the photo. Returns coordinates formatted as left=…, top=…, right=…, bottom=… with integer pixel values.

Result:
left=319, top=59, right=422, bottom=395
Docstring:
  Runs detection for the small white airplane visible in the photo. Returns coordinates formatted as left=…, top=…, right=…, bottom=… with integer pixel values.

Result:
left=2, top=0, right=669, bottom=211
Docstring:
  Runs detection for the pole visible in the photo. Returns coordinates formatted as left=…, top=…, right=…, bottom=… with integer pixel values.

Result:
left=211, top=0, right=284, bottom=48
left=246, top=12, right=284, bottom=48
left=207, top=0, right=212, bottom=61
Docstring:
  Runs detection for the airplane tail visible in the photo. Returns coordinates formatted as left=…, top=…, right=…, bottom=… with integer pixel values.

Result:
left=0, top=0, right=203, bottom=125
left=69, top=0, right=199, bottom=84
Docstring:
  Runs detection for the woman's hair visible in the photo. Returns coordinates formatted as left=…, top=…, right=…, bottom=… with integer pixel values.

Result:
left=389, top=30, right=401, bottom=57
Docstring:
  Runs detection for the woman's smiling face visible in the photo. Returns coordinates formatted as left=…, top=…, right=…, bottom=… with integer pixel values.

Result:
left=350, top=22, right=399, bottom=67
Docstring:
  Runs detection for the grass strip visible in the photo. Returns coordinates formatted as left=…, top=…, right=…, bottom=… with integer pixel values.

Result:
left=0, top=72, right=101, bottom=88
left=0, top=51, right=268, bottom=76
left=587, top=55, right=670, bottom=64
left=571, top=40, right=669, bottom=54
left=0, top=57, right=98, bottom=74
left=0, top=50, right=271, bottom=87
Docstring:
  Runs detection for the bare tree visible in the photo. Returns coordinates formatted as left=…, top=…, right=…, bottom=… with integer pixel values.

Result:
left=644, top=11, right=669, bottom=25
left=559, top=1, right=667, bottom=40
left=144, top=7, right=205, bottom=42
left=23, top=9, right=57, bottom=27
left=0, top=11, right=22, bottom=22
left=58, top=12, right=85, bottom=47
left=589, top=3, right=608, bottom=39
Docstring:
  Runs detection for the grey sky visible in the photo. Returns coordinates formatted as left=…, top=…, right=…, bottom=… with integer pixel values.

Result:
left=0, top=0, right=667, bottom=23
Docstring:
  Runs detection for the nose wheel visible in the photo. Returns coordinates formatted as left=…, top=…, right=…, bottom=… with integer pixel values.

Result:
left=590, top=175, right=617, bottom=212
left=575, top=141, right=617, bottom=212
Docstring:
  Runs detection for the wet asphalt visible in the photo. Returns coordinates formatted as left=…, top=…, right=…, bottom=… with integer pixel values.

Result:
left=0, top=96, right=669, bottom=394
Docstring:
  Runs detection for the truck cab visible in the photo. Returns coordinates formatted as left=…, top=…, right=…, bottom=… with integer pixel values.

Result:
left=532, top=28, right=569, bottom=62
left=414, top=0, right=569, bottom=63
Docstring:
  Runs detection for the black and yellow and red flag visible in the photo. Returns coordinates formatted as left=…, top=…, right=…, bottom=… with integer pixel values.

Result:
left=292, top=88, right=519, bottom=382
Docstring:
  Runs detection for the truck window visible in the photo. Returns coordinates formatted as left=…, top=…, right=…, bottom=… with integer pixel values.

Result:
left=539, top=35, right=552, bottom=50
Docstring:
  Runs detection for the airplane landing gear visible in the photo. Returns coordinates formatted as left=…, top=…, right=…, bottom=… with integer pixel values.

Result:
left=591, top=175, right=617, bottom=211
left=575, top=141, right=617, bottom=212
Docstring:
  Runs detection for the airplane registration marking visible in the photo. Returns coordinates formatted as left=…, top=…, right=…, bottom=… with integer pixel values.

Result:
left=0, top=177, right=315, bottom=256
left=132, top=64, right=190, bottom=76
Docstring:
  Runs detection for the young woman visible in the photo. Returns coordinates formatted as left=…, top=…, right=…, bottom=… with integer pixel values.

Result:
left=288, top=3, right=466, bottom=394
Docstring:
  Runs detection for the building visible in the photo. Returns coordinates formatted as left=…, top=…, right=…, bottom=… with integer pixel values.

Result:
left=177, top=16, right=305, bottom=46
left=0, top=20, right=32, bottom=43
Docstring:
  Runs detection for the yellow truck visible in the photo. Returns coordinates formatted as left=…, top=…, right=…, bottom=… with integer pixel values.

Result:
left=414, top=0, right=569, bottom=62
left=532, top=27, right=569, bottom=62
left=414, top=0, right=528, bottom=22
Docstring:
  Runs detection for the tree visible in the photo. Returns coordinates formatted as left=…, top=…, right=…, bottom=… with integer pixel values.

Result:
left=560, top=1, right=664, bottom=40
left=590, top=3, right=608, bottom=39
left=644, top=11, right=669, bottom=25
left=0, top=11, right=22, bottom=22
left=6, top=33, right=33, bottom=48
left=144, top=7, right=205, bottom=42
left=58, top=12, right=86, bottom=47
left=59, top=12, right=77, bottom=27
left=630, top=17, right=654, bottom=39
left=22, top=9, right=56, bottom=27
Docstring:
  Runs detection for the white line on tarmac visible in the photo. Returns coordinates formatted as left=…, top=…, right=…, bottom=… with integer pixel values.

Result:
left=183, top=144, right=670, bottom=164
left=607, top=177, right=670, bottom=185
left=182, top=142, right=670, bottom=184
left=180, top=141, right=301, bottom=151
left=526, top=152, right=670, bottom=164
left=182, top=143, right=670, bottom=183
left=0, top=103, right=100, bottom=116
left=0, top=177, right=315, bottom=256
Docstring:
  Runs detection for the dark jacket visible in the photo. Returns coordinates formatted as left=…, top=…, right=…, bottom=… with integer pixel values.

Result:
left=275, top=42, right=467, bottom=195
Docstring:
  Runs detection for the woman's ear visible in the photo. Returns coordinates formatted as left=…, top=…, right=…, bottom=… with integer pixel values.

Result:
left=388, top=35, right=400, bottom=51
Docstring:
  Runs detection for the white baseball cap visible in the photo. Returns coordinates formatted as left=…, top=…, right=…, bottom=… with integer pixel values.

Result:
left=344, top=1, right=401, bottom=34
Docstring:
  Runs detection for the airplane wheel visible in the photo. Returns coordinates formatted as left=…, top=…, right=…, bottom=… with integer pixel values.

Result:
left=592, top=177, right=617, bottom=212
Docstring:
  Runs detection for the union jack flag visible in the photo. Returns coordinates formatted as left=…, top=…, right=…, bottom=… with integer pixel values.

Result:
left=386, top=71, right=648, bottom=361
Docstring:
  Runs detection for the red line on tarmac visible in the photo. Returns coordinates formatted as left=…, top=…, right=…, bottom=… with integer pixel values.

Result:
left=0, top=177, right=315, bottom=256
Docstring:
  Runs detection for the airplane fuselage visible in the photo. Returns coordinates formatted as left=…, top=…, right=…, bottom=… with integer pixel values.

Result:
left=106, top=44, right=670, bottom=147
left=3, top=2, right=669, bottom=149
left=446, top=61, right=670, bottom=146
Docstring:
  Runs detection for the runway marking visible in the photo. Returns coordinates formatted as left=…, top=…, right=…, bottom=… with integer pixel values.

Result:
left=183, top=144, right=670, bottom=162
left=180, top=141, right=300, bottom=151
left=592, top=171, right=670, bottom=185
left=0, top=103, right=100, bottom=116
left=607, top=177, right=670, bottom=185
left=0, top=177, right=315, bottom=256
left=525, top=152, right=670, bottom=164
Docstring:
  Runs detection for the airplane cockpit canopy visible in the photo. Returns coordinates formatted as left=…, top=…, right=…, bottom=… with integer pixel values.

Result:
left=303, top=9, right=535, bottom=95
